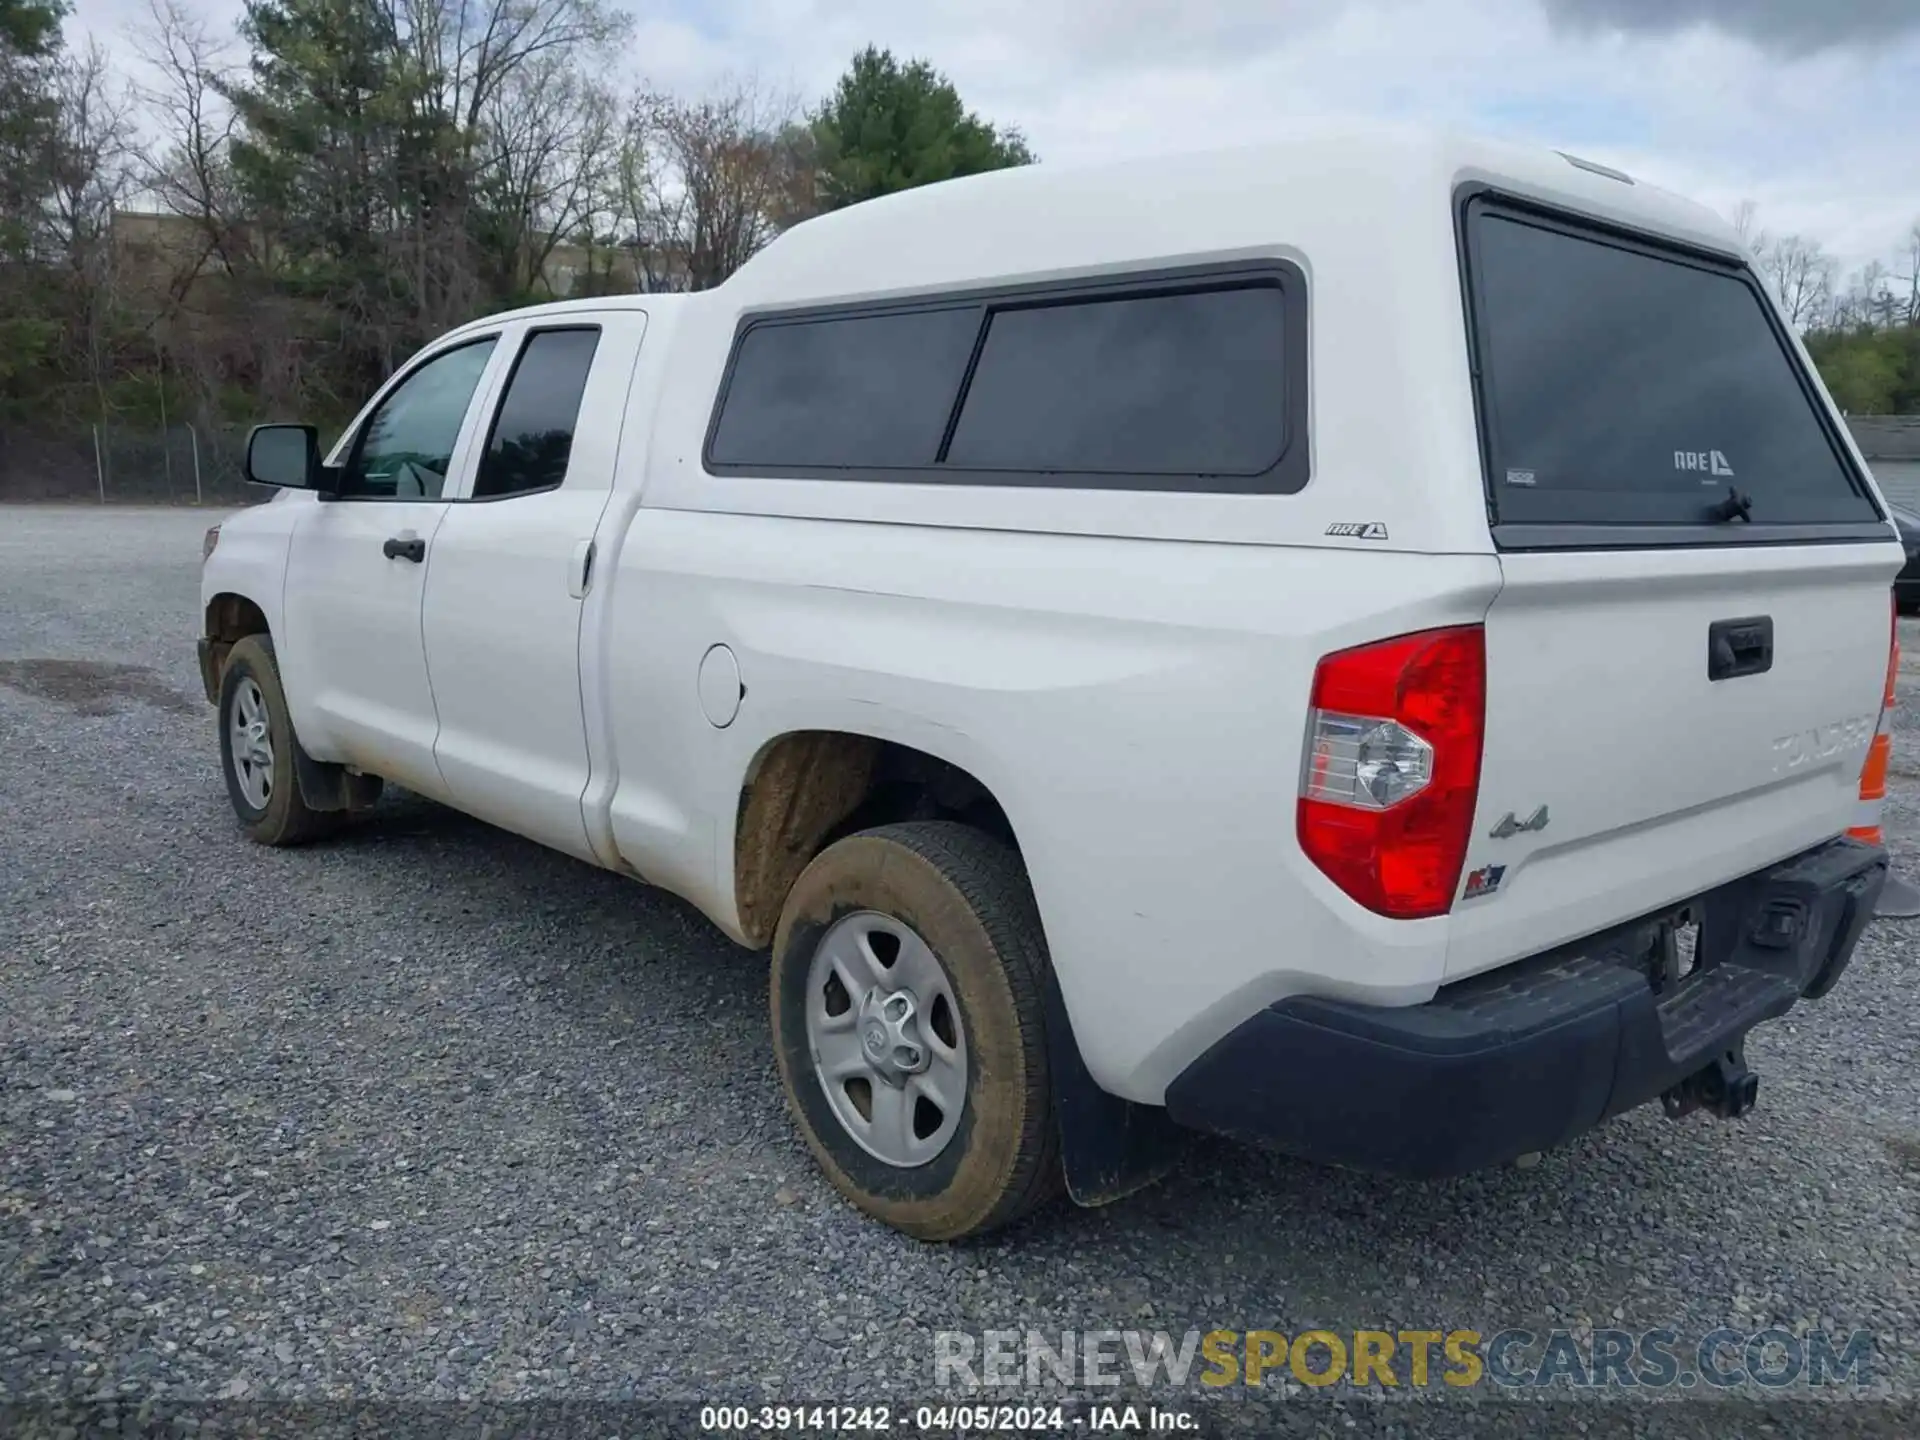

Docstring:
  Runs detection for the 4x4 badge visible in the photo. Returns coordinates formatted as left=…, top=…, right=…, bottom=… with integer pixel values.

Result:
left=1490, top=805, right=1550, bottom=839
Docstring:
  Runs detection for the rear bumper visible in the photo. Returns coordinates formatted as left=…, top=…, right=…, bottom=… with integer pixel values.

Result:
left=1164, top=837, right=1886, bottom=1178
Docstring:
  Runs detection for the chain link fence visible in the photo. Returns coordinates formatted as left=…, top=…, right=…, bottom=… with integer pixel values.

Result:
left=0, top=424, right=260, bottom=507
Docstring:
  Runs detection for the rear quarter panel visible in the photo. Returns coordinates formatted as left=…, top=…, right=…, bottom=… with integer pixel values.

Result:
left=598, top=509, right=1502, bottom=1103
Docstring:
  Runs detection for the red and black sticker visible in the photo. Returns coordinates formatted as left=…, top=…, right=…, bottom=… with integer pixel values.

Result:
left=1463, top=864, right=1507, bottom=901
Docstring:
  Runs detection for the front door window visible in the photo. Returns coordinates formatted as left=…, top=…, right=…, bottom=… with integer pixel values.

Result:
left=339, top=339, right=498, bottom=499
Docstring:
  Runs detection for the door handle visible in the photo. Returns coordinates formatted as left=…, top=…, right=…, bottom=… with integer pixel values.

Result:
left=567, top=539, right=596, bottom=599
left=1708, top=615, right=1773, bottom=681
left=383, top=536, right=426, bottom=563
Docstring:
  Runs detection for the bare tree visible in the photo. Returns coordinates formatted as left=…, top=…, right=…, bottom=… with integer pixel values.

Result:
left=128, top=0, right=295, bottom=416
left=1755, top=233, right=1835, bottom=330
left=601, top=102, right=663, bottom=289
left=475, top=53, right=617, bottom=295
left=1829, top=259, right=1894, bottom=331
left=133, top=0, right=245, bottom=287
left=46, top=40, right=134, bottom=266
left=614, top=81, right=803, bottom=292
left=45, top=40, right=136, bottom=413
left=398, top=0, right=629, bottom=159
left=1897, top=220, right=1920, bottom=327
left=368, top=0, right=631, bottom=326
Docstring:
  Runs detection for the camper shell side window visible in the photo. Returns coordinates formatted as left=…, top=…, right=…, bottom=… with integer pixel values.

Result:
left=703, top=261, right=1310, bottom=497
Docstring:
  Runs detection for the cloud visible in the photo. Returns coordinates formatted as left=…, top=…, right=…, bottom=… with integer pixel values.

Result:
left=1538, top=0, right=1920, bottom=53
left=63, top=0, right=1920, bottom=276
left=666, top=0, right=1920, bottom=270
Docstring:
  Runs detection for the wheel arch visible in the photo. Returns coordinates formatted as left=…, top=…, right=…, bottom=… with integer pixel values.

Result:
left=200, top=591, right=272, bottom=702
left=731, top=726, right=1183, bottom=1209
left=729, top=728, right=1023, bottom=951
left=210, top=613, right=380, bottom=817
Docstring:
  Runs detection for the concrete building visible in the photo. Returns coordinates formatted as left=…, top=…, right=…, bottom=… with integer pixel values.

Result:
left=1850, top=416, right=1920, bottom=513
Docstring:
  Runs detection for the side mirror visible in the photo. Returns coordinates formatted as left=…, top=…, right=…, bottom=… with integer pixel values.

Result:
left=245, top=424, right=322, bottom=490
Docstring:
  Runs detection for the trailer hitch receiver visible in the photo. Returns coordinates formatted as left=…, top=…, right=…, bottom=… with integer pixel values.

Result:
left=1662, top=1044, right=1759, bottom=1120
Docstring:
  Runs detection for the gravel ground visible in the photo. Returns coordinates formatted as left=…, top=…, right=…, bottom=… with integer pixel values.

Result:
left=3, top=504, right=1920, bottom=1438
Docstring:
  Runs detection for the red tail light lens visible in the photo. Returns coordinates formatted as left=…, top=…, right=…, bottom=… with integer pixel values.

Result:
left=1297, top=626, right=1486, bottom=919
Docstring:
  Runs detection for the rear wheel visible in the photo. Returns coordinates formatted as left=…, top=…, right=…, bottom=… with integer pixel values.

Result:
left=770, top=822, right=1061, bottom=1240
left=217, top=634, right=338, bottom=846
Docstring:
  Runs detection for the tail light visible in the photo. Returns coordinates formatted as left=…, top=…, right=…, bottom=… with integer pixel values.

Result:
left=1297, top=626, right=1486, bottom=919
left=1849, top=595, right=1899, bottom=844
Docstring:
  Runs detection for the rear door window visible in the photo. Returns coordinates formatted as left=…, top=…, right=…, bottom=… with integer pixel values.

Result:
left=1463, top=199, right=1879, bottom=536
left=473, top=327, right=600, bottom=499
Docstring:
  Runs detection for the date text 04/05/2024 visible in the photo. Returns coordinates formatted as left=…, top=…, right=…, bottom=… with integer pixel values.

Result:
left=698, top=1404, right=1198, bottom=1432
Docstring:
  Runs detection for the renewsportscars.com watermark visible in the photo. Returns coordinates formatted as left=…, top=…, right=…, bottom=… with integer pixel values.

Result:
left=935, top=1326, right=1877, bottom=1392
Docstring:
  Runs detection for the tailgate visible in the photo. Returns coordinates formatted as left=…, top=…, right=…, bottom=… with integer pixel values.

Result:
left=1447, top=191, right=1901, bottom=976
left=1451, top=544, right=1892, bottom=974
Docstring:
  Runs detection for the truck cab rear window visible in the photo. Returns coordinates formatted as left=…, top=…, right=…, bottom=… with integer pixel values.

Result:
left=1463, top=200, right=1879, bottom=533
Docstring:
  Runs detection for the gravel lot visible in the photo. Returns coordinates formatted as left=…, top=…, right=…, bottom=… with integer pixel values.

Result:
left=4, top=504, right=1920, bottom=1437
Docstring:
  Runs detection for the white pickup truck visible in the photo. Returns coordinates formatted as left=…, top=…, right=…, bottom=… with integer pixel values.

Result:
left=200, top=124, right=1902, bottom=1240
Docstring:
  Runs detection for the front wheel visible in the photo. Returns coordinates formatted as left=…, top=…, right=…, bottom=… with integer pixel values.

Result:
left=216, top=634, right=340, bottom=846
left=770, top=822, right=1062, bottom=1241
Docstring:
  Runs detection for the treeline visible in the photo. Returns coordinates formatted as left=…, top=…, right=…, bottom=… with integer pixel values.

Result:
left=1736, top=205, right=1920, bottom=415
left=0, top=0, right=1030, bottom=429
left=4, top=0, right=1917, bottom=438
left=1806, top=326, right=1920, bottom=417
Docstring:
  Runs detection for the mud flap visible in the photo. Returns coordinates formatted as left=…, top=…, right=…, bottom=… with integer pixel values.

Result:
left=291, top=737, right=383, bottom=813
left=1040, top=969, right=1187, bottom=1207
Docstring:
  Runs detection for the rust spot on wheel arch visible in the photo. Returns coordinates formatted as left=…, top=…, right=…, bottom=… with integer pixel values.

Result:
left=203, top=594, right=270, bottom=690
left=734, top=732, right=878, bottom=947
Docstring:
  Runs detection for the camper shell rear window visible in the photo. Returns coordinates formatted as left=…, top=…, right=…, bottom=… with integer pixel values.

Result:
left=1459, top=192, right=1886, bottom=549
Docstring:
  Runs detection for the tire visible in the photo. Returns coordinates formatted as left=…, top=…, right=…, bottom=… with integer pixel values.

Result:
left=770, top=821, right=1062, bottom=1241
left=216, top=634, right=337, bottom=846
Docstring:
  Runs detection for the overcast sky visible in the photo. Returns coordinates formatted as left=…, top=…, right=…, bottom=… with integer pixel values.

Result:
left=68, top=0, right=1920, bottom=276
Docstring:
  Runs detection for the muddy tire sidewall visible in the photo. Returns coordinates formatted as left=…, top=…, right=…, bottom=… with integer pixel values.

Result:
left=771, top=825, right=1056, bottom=1241
left=217, top=634, right=318, bottom=846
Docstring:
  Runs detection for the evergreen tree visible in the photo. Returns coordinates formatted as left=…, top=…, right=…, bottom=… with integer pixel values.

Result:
left=809, top=46, right=1033, bottom=212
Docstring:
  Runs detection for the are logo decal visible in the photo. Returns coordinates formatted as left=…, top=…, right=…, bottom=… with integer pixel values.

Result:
left=1674, top=449, right=1735, bottom=479
left=1463, top=864, right=1507, bottom=901
left=1326, top=522, right=1389, bottom=540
